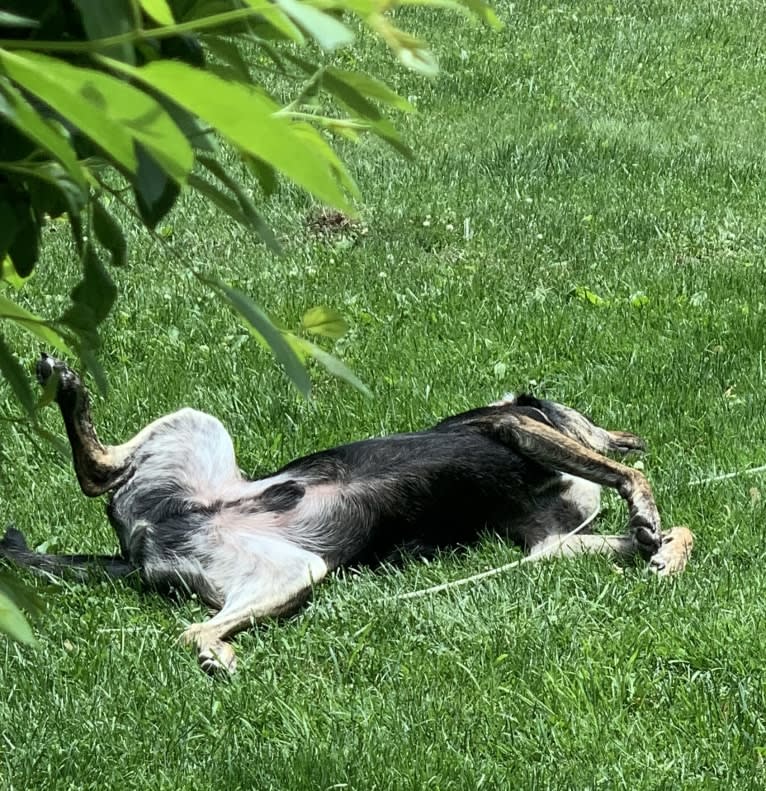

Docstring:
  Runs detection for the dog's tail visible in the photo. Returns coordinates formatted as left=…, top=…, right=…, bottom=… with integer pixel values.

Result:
left=0, top=525, right=137, bottom=582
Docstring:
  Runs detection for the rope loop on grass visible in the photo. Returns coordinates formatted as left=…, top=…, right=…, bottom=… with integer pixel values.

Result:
left=392, top=507, right=601, bottom=602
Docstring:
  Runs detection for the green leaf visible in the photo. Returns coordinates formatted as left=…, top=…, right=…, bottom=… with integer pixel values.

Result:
left=4, top=52, right=194, bottom=184
left=139, top=0, right=175, bottom=24
left=571, top=285, right=609, bottom=307
left=72, top=0, right=136, bottom=64
left=201, top=35, right=251, bottom=81
left=0, top=293, right=73, bottom=354
left=0, top=194, right=19, bottom=263
left=240, top=0, right=306, bottom=43
left=301, top=306, right=348, bottom=339
left=0, top=334, right=35, bottom=416
left=200, top=276, right=311, bottom=397
left=325, top=67, right=414, bottom=112
left=104, top=58, right=358, bottom=210
left=0, top=78, right=87, bottom=189
left=367, top=16, right=439, bottom=76
left=0, top=11, right=39, bottom=28
left=194, top=156, right=281, bottom=253
left=0, top=589, right=36, bottom=646
left=273, top=0, right=355, bottom=50
left=92, top=198, right=128, bottom=267
left=245, top=155, right=278, bottom=197
left=7, top=202, right=40, bottom=278
left=0, top=50, right=138, bottom=174
left=293, top=336, right=371, bottom=397
left=0, top=255, right=30, bottom=290
left=629, top=292, right=650, bottom=309
left=62, top=247, right=117, bottom=345
left=0, top=568, right=43, bottom=619
left=79, top=343, right=109, bottom=396
left=133, top=145, right=181, bottom=229
left=70, top=247, right=117, bottom=326
left=20, top=160, right=89, bottom=220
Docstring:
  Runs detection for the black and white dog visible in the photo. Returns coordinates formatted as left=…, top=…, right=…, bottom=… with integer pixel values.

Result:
left=0, top=354, right=692, bottom=673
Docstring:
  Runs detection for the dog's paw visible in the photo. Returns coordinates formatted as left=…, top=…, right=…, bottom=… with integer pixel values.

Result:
left=629, top=511, right=662, bottom=559
left=198, top=640, right=238, bottom=676
left=649, top=526, right=694, bottom=576
left=607, top=430, right=647, bottom=455
left=181, top=624, right=238, bottom=675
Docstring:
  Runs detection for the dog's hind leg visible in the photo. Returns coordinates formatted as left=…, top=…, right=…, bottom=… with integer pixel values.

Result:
left=37, top=353, right=135, bottom=496
left=181, top=541, right=329, bottom=674
left=36, top=354, right=224, bottom=498
left=527, top=526, right=694, bottom=576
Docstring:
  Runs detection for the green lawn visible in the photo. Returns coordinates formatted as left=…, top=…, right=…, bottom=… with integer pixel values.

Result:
left=2, top=0, right=766, bottom=787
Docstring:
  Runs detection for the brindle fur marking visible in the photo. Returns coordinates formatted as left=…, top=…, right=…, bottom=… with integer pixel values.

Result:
left=0, top=354, right=693, bottom=674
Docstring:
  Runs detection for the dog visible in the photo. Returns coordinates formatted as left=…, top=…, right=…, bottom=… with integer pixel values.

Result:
left=0, top=354, right=693, bottom=673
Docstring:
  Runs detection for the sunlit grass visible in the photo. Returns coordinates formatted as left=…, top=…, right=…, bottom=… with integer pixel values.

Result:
left=2, top=0, right=766, bottom=787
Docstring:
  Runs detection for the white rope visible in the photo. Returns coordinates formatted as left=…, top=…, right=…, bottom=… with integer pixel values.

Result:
left=391, top=507, right=601, bottom=602
left=689, top=463, right=766, bottom=487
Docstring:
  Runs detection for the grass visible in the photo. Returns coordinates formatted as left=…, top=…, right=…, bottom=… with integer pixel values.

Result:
left=2, top=0, right=766, bottom=787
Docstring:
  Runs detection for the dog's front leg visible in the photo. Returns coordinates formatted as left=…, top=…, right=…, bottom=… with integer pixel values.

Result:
left=467, top=412, right=665, bottom=557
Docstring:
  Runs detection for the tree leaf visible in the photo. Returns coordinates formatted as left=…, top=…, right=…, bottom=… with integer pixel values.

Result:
left=4, top=52, right=194, bottom=184
left=199, top=275, right=311, bottom=397
left=0, top=11, right=39, bottom=28
left=301, top=306, right=348, bottom=339
left=0, top=334, right=35, bottom=416
left=188, top=173, right=281, bottom=254
left=324, top=68, right=414, bottom=112
left=245, top=155, right=278, bottom=197
left=72, top=0, right=136, bottom=64
left=0, top=568, right=43, bottom=619
left=273, top=0, right=355, bottom=51
left=19, top=161, right=89, bottom=220
left=92, top=198, right=128, bottom=267
left=196, top=154, right=281, bottom=253
left=63, top=246, right=117, bottom=338
left=104, top=58, right=358, bottom=210
left=0, top=194, right=19, bottom=263
left=7, top=202, right=40, bottom=278
left=0, top=50, right=137, bottom=174
left=0, top=78, right=87, bottom=190
left=240, top=0, right=306, bottom=43
left=367, top=16, right=439, bottom=76
left=133, top=144, right=181, bottom=229
left=0, top=589, right=36, bottom=646
left=293, top=336, right=370, bottom=397
left=0, top=255, right=30, bottom=290
left=0, top=293, right=73, bottom=353
left=201, top=35, right=251, bottom=81
left=139, top=0, right=175, bottom=25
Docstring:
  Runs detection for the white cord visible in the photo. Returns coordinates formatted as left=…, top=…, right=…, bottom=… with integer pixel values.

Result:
left=392, top=507, right=601, bottom=602
left=689, top=463, right=766, bottom=487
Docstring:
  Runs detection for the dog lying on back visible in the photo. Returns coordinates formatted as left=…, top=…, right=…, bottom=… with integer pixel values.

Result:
left=0, top=354, right=693, bottom=673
